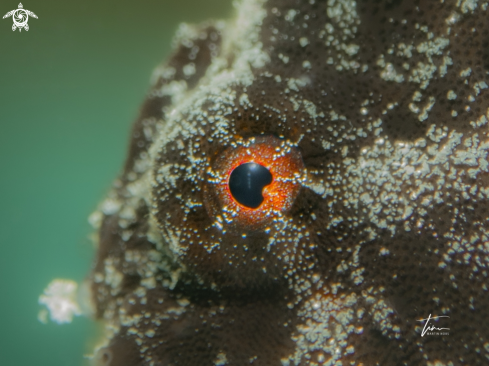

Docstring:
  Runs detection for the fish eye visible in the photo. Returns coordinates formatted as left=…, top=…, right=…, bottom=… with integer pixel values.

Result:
left=204, top=135, right=304, bottom=230
left=229, top=162, right=272, bottom=209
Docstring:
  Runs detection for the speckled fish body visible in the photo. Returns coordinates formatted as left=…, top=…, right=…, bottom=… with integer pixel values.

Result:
left=88, top=0, right=489, bottom=365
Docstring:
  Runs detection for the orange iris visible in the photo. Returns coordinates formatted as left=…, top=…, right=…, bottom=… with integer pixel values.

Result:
left=204, top=135, right=304, bottom=230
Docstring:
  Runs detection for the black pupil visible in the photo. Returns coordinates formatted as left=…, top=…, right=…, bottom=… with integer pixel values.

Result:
left=229, top=163, right=272, bottom=209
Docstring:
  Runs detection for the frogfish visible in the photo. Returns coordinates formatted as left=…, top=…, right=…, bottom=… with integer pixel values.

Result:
left=55, top=0, right=489, bottom=365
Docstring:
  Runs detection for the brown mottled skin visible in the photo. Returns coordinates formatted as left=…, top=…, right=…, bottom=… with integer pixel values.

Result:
left=88, top=1, right=489, bottom=365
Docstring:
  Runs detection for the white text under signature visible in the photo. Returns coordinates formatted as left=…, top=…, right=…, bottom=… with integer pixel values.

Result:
left=417, top=314, right=450, bottom=337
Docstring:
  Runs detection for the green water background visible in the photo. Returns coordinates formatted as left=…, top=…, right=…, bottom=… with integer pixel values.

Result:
left=0, top=1, right=232, bottom=365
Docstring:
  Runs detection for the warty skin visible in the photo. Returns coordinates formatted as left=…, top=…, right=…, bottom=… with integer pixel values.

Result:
left=87, top=0, right=489, bottom=365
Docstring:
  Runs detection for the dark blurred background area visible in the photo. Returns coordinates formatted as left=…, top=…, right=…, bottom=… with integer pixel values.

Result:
left=0, top=1, right=232, bottom=365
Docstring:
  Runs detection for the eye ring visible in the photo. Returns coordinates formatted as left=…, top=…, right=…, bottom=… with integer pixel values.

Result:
left=204, top=135, right=304, bottom=230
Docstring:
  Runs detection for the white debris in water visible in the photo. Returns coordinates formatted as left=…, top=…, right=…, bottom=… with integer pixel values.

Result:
left=38, top=279, right=82, bottom=324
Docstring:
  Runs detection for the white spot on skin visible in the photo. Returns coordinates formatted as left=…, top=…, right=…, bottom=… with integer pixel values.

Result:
left=418, top=96, right=436, bottom=122
left=460, top=67, right=472, bottom=77
left=473, top=81, right=488, bottom=95
left=285, top=9, right=297, bottom=22
left=145, top=329, right=156, bottom=338
left=279, top=53, right=290, bottom=64
left=379, top=61, right=405, bottom=83
left=445, top=11, right=461, bottom=25
left=379, top=247, right=390, bottom=256
left=214, top=352, right=228, bottom=366
left=299, top=37, right=309, bottom=47
left=183, top=63, right=196, bottom=76
left=447, top=90, right=457, bottom=100
left=457, top=0, right=480, bottom=14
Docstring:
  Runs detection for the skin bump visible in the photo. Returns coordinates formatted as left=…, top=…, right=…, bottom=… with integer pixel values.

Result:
left=87, top=0, right=489, bottom=365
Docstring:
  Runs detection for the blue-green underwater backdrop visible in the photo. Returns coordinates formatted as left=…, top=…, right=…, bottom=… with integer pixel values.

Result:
left=0, top=1, right=232, bottom=365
